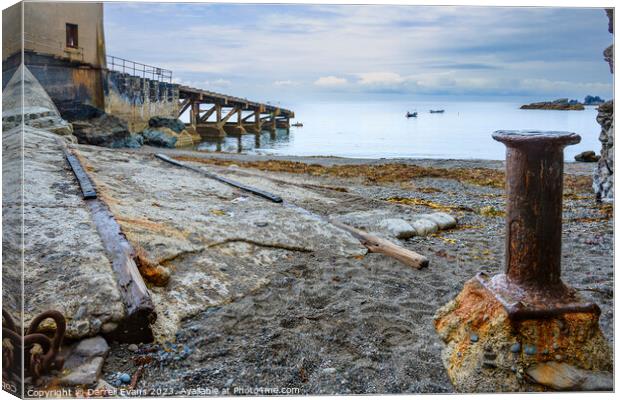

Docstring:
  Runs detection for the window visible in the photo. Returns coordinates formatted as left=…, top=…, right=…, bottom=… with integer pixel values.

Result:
left=66, top=23, right=78, bottom=48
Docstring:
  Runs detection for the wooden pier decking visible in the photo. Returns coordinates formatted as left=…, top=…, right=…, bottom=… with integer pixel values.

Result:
left=178, top=85, right=295, bottom=137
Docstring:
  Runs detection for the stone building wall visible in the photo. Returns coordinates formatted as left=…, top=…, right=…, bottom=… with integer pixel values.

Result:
left=104, top=71, right=180, bottom=133
left=593, top=9, right=614, bottom=203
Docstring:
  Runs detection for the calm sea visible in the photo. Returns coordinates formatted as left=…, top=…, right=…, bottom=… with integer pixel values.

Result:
left=195, top=101, right=602, bottom=161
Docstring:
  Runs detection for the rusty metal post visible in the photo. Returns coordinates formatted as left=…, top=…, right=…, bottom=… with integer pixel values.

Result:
left=477, top=130, right=600, bottom=319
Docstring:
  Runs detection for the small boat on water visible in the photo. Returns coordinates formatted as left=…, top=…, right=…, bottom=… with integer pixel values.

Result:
left=429, top=109, right=445, bottom=113
left=406, top=112, right=418, bottom=118
left=291, top=122, right=303, bottom=127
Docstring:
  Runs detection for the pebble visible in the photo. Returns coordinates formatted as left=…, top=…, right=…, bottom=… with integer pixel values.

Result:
left=225, top=378, right=234, bottom=386
left=470, top=333, right=479, bottom=343
left=120, top=373, right=131, bottom=384
left=524, top=344, right=537, bottom=356
left=555, top=354, right=563, bottom=361
left=510, top=343, right=521, bottom=353
left=128, top=344, right=139, bottom=353
left=322, top=367, right=337, bottom=374
left=255, top=222, right=268, bottom=227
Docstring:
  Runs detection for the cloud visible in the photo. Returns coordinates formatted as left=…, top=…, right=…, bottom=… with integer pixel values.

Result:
left=356, top=72, right=406, bottom=86
left=314, top=76, right=348, bottom=87
left=104, top=4, right=613, bottom=101
left=273, top=80, right=299, bottom=86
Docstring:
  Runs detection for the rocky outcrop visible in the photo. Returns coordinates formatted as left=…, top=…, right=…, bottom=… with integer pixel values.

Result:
left=593, top=10, right=614, bottom=202
left=148, top=116, right=186, bottom=133
left=140, top=120, right=201, bottom=148
left=72, top=114, right=142, bottom=148
left=593, top=101, right=614, bottom=202
left=583, top=95, right=605, bottom=106
left=574, top=150, right=600, bottom=163
left=520, top=98, right=584, bottom=110
left=141, top=127, right=179, bottom=148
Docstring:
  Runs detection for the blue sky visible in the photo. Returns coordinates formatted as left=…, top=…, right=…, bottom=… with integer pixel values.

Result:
left=104, top=3, right=613, bottom=104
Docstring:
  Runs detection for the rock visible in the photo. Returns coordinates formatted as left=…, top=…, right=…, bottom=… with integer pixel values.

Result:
left=60, top=356, right=105, bottom=386
left=148, top=116, right=186, bottom=133
left=119, top=373, right=131, bottom=384
left=72, top=113, right=138, bottom=148
left=378, top=218, right=417, bottom=239
left=574, top=150, right=600, bottom=162
left=128, top=344, right=139, bottom=353
left=411, top=219, right=438, bottom=236
left=526, top=361, right=613, bottom=391
left=593, top=11, right=614, bottom=202
left=322, top=367, right=337, bottom=374
left=583, top=95, right=605, bottom=106
left=520, top=99, right=585, bottom=111
left=420, top=213, right=457, bottom=229
left=434, top=278, right=612, bottom=392
left=594, top=101, right=614, bottom=203
left=72, top=336, right=110, bottom=358
left=141, top=127, right=178, bottom=148
left=126, top=133, right=144, bottom=149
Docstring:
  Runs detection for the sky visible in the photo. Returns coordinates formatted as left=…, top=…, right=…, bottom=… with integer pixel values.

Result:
left=104, top=3, right=613, bottom=104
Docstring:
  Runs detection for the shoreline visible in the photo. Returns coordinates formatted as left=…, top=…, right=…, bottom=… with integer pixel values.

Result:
left=130, top=145, right=596, bottom=175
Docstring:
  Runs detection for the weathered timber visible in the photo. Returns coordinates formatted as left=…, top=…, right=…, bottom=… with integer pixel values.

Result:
left=88, top=199, right=156, bottom=342
left=330, top=220, right=429, bottom=269
left=57, top=138, right=97, bottom=199
left=155, top=153, right=283, bottom=203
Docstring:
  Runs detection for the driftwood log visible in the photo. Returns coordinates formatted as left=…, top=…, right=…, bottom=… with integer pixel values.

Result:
left=331, top=221, right=429, bottom=269
left=59, top=140, right=156, bottom=342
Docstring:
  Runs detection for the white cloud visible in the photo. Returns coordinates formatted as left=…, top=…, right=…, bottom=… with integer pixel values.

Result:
left=314, top=76, right=348, bottom=87
left=274, top=80, right=299, bottom=87
left=356, top=72, right=406, bottom=85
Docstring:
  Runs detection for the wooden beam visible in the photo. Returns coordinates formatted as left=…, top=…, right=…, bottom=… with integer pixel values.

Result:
left=330, top=221, right=429, bottom=269
left=199, top=106, right=217, bottom=123
left=220, top=106, right=239, bottom=124
left=177, top=98, right=191, bottom=118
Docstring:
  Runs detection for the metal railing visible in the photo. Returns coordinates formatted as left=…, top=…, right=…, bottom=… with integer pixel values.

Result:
left=106, top=55, right=172, bottom=83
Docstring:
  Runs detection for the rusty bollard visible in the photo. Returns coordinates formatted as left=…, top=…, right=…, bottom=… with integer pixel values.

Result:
left=434, top=130, right=612, bottom=392
left=477, top=130, right=599, bottom=319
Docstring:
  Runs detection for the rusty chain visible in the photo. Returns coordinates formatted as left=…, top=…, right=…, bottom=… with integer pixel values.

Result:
left=2, top=309, right=66, bottom=379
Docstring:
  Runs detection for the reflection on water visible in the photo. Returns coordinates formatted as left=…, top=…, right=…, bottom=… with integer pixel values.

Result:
left=193, top=101, right=602, bottom=160
left=196, top=129, right=292, bottom=153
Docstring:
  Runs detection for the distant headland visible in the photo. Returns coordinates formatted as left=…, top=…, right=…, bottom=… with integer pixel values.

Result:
left=520, top=96, right=605, bottom=110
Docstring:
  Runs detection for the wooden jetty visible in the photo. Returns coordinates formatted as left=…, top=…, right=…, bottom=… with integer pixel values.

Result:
left=178, top=85, right=295, bottom=137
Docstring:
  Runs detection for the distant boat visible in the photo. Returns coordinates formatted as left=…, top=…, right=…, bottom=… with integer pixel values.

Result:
left=430, top=109, right=445, bottom=113
left=406, top=112, right=418, bottom=118
left=291, top=122, right=303, bottom=127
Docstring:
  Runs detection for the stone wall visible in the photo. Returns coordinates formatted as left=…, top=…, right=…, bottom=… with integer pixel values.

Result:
left=3, top=52, right=107, bottom=120
left=104, top=70, right=180, bottom=133
left=593, top=9, right=614, bottom=203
